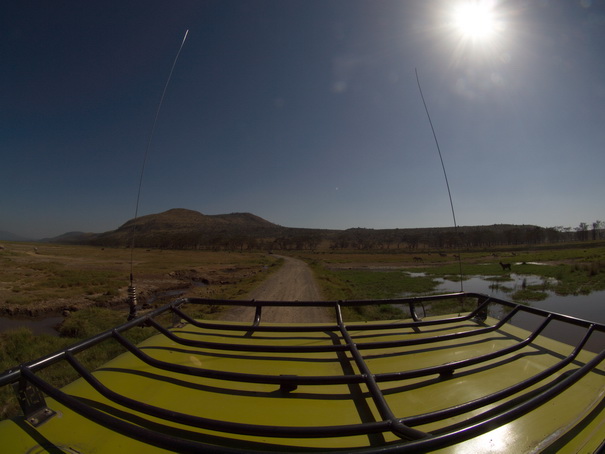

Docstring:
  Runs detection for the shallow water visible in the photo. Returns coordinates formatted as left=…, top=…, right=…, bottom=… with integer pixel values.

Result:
left=0, top=315, right=64, bottom=336
left=0, top=288, right=191, bottom=336
left=398, top=272, right=604, bottom=349
left=434, top=273, right=605, bottom=324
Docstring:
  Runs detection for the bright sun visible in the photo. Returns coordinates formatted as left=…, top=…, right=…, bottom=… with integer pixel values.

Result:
left=452, top=1, right=498, bottom=41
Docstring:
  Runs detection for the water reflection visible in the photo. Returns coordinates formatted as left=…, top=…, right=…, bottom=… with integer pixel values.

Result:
left=398, top=272, right=604, bottom=350
left=432, top=273, right=605, bottom=324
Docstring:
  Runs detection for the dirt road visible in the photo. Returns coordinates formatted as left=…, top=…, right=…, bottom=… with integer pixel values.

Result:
left=222, top=256, right=333, bottom=323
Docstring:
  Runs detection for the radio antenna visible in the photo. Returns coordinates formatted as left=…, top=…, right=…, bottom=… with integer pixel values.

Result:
left=128, top=29, right=189, bottom=320
left=415, top=68, right=464, bottom=292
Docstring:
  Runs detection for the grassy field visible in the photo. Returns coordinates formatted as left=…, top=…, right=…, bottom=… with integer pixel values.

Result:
left=0, top=242, right=280, bottom=314
left=306, top=241, right=604, bottom=286
left=296, top=241, right=605, bottom=317
left=0, top=242, right=282, bottom=418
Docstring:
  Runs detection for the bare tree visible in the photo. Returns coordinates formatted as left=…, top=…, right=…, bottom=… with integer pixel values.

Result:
left=592, top=220, right=603, bottom=240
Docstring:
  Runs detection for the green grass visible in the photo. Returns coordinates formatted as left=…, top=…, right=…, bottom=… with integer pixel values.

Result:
left=307, top=262, right=483, bottom=321
left=301, top=243, right=605, bottom=313
left=308, top=262, right=437, bottom=300
left=381, top=259, right=605, bottom=300
left=511, top=288, right=549, bottom=301
left=307, top=261, right=440, bottom=321
left=0, top=306, right=167, bottom=420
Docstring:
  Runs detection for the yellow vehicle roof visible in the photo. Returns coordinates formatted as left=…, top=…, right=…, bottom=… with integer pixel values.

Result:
left=0, top=294, right=604, bottom=453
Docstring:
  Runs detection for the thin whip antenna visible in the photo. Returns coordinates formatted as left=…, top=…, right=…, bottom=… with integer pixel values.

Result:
left=415, top=68, right=464, bottom=292
left=127, top=29, right=189, bottom=320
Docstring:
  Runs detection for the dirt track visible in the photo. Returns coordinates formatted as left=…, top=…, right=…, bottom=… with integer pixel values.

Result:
left=222, top=256, right=333, bottom=323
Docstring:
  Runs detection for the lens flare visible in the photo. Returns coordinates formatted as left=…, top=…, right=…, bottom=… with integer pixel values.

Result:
left=452, top=1, right=498, bottom=41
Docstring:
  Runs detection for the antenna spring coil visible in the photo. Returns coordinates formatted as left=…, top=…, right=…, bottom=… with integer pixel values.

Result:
left=127, top=285, right=138, bottom=321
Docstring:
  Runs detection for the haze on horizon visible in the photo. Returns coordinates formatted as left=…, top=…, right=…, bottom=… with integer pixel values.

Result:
left=2, top=1, right=604, bottom=239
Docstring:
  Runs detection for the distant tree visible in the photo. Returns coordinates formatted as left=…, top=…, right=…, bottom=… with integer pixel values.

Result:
left=504, top=228, right=524, bottom=245
left=307, top=234, right=322, bottom=251
left=592, top=220, right=603, bottom=240
left=330, top=234, right=349, bottom=250
left=468, top=229, right=485, bottom=247
left=576, top=222, right=589, bottom=241
left=278, top=237, right=288, bottom=250
left=527, top=226, right=545, bottom=244
left=406, top=234, right=420, bottom=250
left=545, top=227, right=562, bottom=243
left=229, top=236, right=246, bottom=252
left=244, top=236, right=258, bottom=251
left=210, top=236, right=226, bottom=251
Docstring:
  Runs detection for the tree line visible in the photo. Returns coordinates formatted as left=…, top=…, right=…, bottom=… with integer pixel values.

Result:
left=87, top=221, right=603, bottom=252
left=326, top=222, right=603, bottom=251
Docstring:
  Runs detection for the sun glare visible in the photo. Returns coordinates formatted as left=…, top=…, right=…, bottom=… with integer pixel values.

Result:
left=452, top=1, right=498, bottom=41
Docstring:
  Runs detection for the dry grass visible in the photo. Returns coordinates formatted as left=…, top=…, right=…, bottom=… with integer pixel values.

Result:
left=0, top=242, right=278, bottom=315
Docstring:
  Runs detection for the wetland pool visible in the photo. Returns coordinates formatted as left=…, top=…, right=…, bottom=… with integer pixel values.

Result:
left=433, top=273, right=605, bottom=324
left=399, top=272, right=604, bottom=349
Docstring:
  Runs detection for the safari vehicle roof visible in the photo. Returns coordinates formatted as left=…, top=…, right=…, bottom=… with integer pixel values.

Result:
left=0, top=293, right=604, bottom=453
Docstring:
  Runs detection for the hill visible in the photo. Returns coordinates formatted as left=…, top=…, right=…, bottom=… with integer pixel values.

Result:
left=44, top=208, right=575, bottom=251
left=85, top=208, right=289, bottom=249
left=119, top=209, right=278, bottom=232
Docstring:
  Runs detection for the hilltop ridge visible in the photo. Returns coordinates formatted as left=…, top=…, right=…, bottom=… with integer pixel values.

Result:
left=82, top=208, right=284, bottom=249
left=117, top=209, right=278, bottom=233
left=34, top=208, right=577, bottom=251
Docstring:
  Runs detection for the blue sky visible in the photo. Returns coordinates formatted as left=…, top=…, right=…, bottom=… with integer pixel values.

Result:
left=2, top=0, right=604, bottom=239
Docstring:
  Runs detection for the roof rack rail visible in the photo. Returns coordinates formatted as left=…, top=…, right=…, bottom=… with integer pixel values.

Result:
left=1, top=292, right=604, bottom=453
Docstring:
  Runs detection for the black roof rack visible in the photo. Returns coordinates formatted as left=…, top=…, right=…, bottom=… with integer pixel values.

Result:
left=1, top=292, right=604, bottom=452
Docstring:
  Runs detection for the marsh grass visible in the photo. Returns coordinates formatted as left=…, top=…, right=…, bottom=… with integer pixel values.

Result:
left=307, top=260, right=478, bottom=320
left=31, top=267, right=120, bottom=298
left=302, top=242, right=605, bottom=310
left=308, top=261, right=439, bottom=320
left=511, top=288, right=549, bottom=301
left=0, top=306, right=171, bottom=420
left=0, top=329, right=71, bottom=419
left=309, top=263, right=437, bottom=300
left=510, top=261, right=605, bottom=296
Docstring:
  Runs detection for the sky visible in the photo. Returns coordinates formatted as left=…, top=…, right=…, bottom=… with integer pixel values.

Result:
left=2, top=0, right=605, bottom=239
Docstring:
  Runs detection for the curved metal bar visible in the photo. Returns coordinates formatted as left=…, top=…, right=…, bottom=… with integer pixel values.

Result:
left=338, top=317, right=430, bottom=441
left=253, top=302, right=262, bottom=327
left=63, top=352, right=389, bottom=439
left=402, top=324, right=597, bottom=427
left=112, top=330, right=361, bottom=386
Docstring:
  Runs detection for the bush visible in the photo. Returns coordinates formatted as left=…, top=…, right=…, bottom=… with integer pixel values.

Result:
left=0, top=329, right=73, bottom=419
left=58, top=307, right=127, bottom=338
